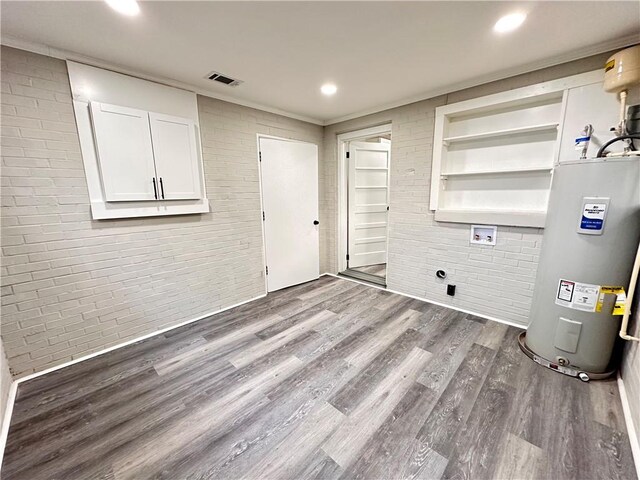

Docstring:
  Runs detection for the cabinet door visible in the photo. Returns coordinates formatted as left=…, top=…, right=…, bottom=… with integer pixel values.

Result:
left=149, top=112, right=202, bottom=200
left=90, top=102, right=157, bottom=202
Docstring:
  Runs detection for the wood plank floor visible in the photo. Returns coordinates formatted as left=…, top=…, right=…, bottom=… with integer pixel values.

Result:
left=350, top=263, right=387, bottom=278
left=2, top=276, right=636, bottom=480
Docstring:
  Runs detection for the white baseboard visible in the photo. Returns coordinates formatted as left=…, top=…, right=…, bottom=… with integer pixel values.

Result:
left=324, top=273, right=527, bottom=329
left=617, top=373, right=640, bottom=479
left=0, top=291, right=267, bottom=467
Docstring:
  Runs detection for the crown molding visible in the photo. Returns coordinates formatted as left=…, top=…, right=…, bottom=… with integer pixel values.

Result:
left=2, top=32, right=638, bottom=127
left=0, top=35, right=325, bottom=126
left=323, top=33, right=639, bottom=125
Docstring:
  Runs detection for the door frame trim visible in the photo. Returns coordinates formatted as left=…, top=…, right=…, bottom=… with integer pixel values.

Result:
left=336, top=124, right=392, bottom=273
left=256, top=134, right=320, bottom=293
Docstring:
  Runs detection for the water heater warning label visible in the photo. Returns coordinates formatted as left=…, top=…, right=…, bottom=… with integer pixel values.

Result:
left=596, top=286, right=627, bottom=315
left=555, top=279, right=600, bottom=312
left=557, top=280, right=575, bottom=303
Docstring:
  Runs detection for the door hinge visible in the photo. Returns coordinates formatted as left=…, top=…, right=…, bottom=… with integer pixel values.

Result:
left=346, top=151, right=350, bottom=159
left=262, top=211, right=265, bottom=221
left=259, top=151, right=262, bottom=162
left=265, top=266, right=269, bottom=275
left=346, top=254, right=349, bottom=261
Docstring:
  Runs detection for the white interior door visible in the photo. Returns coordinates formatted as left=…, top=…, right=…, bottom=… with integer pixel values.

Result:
left=90, top=102, right=157, bottom=202
left=260, top=137, right=319, bottom=292
left=348, top=140, right=390, bottom=268
left=149, top=112, right=202, bottom=200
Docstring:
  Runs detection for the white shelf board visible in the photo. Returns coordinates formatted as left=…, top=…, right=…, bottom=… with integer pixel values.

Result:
left=443, top=123, right=559, bottom=145
left=435, top=209, right=546, bottom=228
left=441, top=166, right=553, bottom=177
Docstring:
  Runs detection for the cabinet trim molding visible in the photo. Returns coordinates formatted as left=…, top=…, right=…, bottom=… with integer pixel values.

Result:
left=68, top=61, right=209, bottom=220
left=429, top=70, right=603, bottom=227
left=76, top=100, right=209, bottom=220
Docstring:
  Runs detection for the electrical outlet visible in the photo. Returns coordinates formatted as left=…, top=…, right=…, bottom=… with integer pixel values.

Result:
left=447, top=284, right=456, bottom=296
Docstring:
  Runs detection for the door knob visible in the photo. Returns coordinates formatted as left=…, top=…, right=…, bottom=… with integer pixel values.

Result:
left=313, top=220, right=320, bottom=225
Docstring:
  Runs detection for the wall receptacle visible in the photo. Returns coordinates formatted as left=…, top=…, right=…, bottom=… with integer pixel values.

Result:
left=447, top=284, right=456, bottom=296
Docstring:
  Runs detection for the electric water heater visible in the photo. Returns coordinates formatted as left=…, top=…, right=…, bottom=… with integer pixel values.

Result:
left=522, top=157, right=640, bottom=379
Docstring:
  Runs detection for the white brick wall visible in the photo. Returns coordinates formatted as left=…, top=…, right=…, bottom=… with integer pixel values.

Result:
left=1, top=46, right=322, bottom=376
left=0, top=44, right=611, bottom=375
left=320, top=52, right=612, bottom=326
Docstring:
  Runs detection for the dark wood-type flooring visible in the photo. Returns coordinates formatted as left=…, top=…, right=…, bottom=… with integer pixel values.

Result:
left=350, top=263, right=387, bottom=278
left=2, top=276, right=636, bottom=480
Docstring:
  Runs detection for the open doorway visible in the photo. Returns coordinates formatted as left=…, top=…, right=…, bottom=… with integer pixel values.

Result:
left=337, top=125, right=391, bottom=287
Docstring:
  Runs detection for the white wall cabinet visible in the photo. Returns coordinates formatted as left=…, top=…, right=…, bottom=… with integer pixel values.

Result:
left=90, top=103, right=158, bottom=202
left=90, top=102, right=202, bottom=203
left=149, top=112, right=201, bottom=200
left=69, top=61, right=209, bottom=220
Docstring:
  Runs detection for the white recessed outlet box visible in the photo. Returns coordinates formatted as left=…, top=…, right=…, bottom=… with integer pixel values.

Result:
left=470, top=225, right=497, bottom=246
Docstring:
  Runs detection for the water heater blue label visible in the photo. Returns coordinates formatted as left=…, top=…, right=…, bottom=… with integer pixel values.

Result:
left=580, top=203, right=606, bottom=230
left=577, top=198, right=609, bottom=235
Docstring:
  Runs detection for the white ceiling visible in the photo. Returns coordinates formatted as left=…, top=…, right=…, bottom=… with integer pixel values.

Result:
left=1, top=1, right=639, bottom=125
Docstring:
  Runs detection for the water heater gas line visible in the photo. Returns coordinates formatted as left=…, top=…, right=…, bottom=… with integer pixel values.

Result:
left=620, top=240, right=640, bottom=342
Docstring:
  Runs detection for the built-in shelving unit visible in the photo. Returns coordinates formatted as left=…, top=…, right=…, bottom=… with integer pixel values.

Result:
left=435, top=209, right=548, bottom=228
left=429, top=77, right=582, bottom=227
left=442, top=122, right=559, bottom=145
left=430, top=71, right=608, bottom=228
left=440, top=166, right=553, bottom=177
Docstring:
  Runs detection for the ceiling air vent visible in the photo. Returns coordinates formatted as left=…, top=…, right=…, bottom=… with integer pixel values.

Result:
left=206, top=71, right=243, bottom=87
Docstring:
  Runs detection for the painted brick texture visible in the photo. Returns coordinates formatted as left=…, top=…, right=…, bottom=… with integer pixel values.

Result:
left=1, top=46, right=322, bottom=376
left=0, top=44, right=610, bottom=376
left=320, top=52, right=612, bottom=326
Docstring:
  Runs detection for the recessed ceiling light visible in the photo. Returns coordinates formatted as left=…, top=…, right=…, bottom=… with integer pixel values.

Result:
left=494, top=13, right=526, bottom=34
left=321, top=84, right=337, bottom=96
left=105, top=0, right=140, bottom=16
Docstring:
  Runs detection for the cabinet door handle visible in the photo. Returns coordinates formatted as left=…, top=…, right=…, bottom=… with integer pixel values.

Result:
left=159, top=177, right=165, bottom=199
left=152, top=177, right=158, bottom=200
